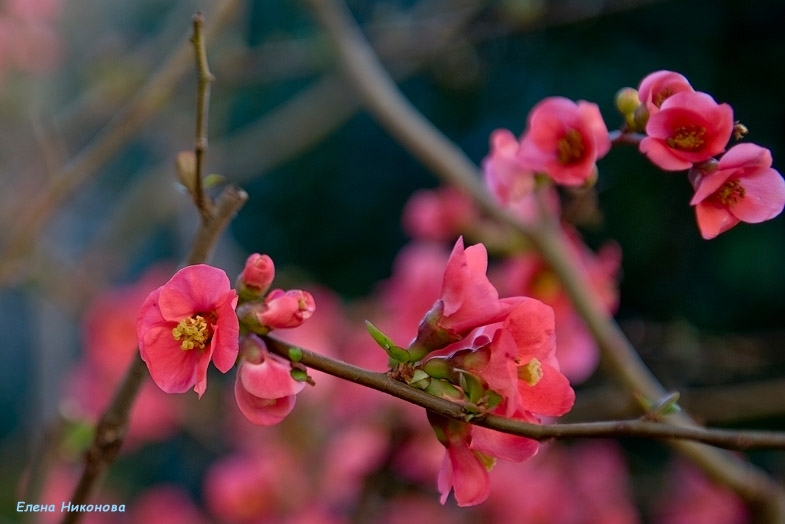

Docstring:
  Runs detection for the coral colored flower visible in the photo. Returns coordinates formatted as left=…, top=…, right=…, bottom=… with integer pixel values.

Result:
left=410, top=237, right=517, bottom=354
left=137, top=264, right=239, bottom=398
left=638, top=70, right=693, bottom=115
left=689, top=143, right=785, bottom=239
left=428, top=412, right=491, bottom=507
left=258, top=288, right=316, bottom=329
left=234, top=335, right=305, bottom=426
left=640, top=91, right=733, bottom=171
left=517, top=97, right=611, bottom=186
left=402, top=186, right=477, bottom=242
left=483, top=128, right=536, bottom=205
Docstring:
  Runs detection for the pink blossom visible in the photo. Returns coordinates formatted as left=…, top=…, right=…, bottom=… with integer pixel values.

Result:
left=137, top=264, right=239, bottom=398
left=638, top=70, right=694, bottom=115
left=483, top=128, right=535, bottom=205
left=128, top=486, right=210, bottom=524
left=640, top=91, right=733, bottom=171
left=237, top=253, right=275, bottom=297
left=410, top=237, right=516, bottom=355
left=428, top=412, right=491, bottom=507
left=517, top=97, right=611, bottom=186
left=234, top=336, right=305, bottom=426
left=402, top=186, right=477, bottom=242
left=257, top=288, right=316, bottom=329
left=690, top=143, right=785, bottom=239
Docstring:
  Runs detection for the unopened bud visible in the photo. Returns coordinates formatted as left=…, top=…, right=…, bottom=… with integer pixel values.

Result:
left=615, top=87, right=640, bottom=116
left=175, top=151, right=197, bottom=194
left=237, top=253, right=275, bottom=300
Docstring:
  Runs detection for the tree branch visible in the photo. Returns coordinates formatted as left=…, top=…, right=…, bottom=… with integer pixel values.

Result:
left=300, top=0, right=785, bottom=520
left=264, top=337, right=785, bottom=450
left=190, top=12, right=215, bottom=220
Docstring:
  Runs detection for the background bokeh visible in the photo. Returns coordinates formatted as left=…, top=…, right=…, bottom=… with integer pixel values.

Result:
left=1, top=0, right=784, bottom=522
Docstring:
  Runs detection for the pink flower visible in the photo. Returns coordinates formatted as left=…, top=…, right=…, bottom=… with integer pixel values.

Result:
left=258, top=288, right=316, bottom=329
left=518, top=97, right=611, bottom=186
left=237, top=253, right=275, bottom=298
left=137, top=264, right=239, bottom=398
left=428, top=412, right=491, bottom=507
left=234, top=335, right=305, bottom=426
left=402, top=186, right=477, bottom=242
left=640, top=91, right=733, bottom=171
left=638, top=70, right=694, bottom=115
left=483, top=128, right=536, bottom=205
left=410, top=237, right=516, bottom=355
left=689, top=143, right=785, bottom=239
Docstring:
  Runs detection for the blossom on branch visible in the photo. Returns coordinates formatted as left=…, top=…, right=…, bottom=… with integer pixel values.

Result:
left=137, top=264, right=239, bottom=398
left=234, top=335, right=306, bottom=426
left=517, top=97, right=611, bottom=186
left=639, top=91, right=733, bottom=171
left=638, top=70, right=694, bottom=116
left=689, top=143, right=785, bottom=239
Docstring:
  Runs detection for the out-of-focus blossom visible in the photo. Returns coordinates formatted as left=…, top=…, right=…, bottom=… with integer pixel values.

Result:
left=518, top=97, right=611, bottom=186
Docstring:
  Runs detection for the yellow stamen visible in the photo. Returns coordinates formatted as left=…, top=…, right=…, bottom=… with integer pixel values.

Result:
left=172, top=315, right=210, bottom=351
left=518, top=358, right=544, bottom=386
left=713, top=179, right=746, bottom=206
left=556, top=129, right=585, bottom=164
left=653, top=88, right=673, bottom=108
left=666, top=125, right=706, bottom=151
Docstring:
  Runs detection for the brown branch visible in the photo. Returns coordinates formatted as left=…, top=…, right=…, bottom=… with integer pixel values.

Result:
left=190, top=12, right=216, bottom=220
left=264, top=337, right=785, bottom=450
left=301, top=0, right=785, bottom=520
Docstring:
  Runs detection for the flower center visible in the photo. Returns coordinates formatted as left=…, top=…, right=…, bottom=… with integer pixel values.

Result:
left=518, top=357, right=543, bottom=386
left=713, top=179, right=746, bottom=206
left=556, top=129, right=585, bottom=164
left=172, top=314, right=211, bottom=351
left=666, top=125, right=706, bottom=151
left=653, top=88, right=673, bottom=108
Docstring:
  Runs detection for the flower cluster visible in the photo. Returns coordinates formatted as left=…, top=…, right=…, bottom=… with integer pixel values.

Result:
left=136, top=255, right=315, bottom=426
left=371, top=237, right=575, bottom=506
left=624, top=70, right=785, bottom=238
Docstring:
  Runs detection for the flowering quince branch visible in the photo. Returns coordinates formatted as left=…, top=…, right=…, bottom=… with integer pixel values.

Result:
left=303, top=0, right=785, bottom=518
left=261, top=336, right=785, bottom=450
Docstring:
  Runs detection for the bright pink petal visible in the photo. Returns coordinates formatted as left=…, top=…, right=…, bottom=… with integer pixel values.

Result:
left=695, top=203, right=739, bottom=239
left=639, top=136, right=693, bottom=171
left=690, top=169, right=733, bottom=204
left=470, top=425, right=539, bottom=462
left=503, top=298, right=556, bottom=360
left=518, top=362, right=575, bottom=417
left=238, top=355, right=306, bottom=399
left=438, top=442, right=490, bottom=507
left=234, top=377, right=297, bottom=426
left=731, top=168, right=785, bottom=222
left=210, top=296, right=240, bottom=372
left=140, top=325, right=203, bottom=394
left=158, top=265, right=231, bottom=319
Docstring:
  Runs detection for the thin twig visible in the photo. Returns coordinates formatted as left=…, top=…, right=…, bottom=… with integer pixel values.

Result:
left=191, top=12, right=216, bottom=220
left=264, top=337, right=785, bottom=450
left=301, top=0, right=785, bottom=520
left=0, top=0, right=241, bottom=288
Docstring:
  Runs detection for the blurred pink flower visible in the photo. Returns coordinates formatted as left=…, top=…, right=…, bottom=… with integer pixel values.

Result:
left=690, top=143, right=785, bottom=239
left=654, top=461, right=748, bottom=524
left=128, top=486, right=210, bottom=524
left=137, top=264, right=239, bottom=398
left=402, top=186, right=477, bottom=242
left=638, top=70, right=694, bottom=115
left=640, top=91, right=733, bottom=171
left=518, top=97, right=611, bottom=186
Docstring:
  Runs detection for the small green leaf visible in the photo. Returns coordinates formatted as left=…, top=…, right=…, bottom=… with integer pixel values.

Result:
left=290, top=368, right=310, bottom=382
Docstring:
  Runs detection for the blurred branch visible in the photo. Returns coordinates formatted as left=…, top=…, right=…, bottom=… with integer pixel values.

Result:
left=0, top=0, right=241, bottom=289
left=301, top=0, right=785, bottom=520
left=264, top=337, right=785, bottom=450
